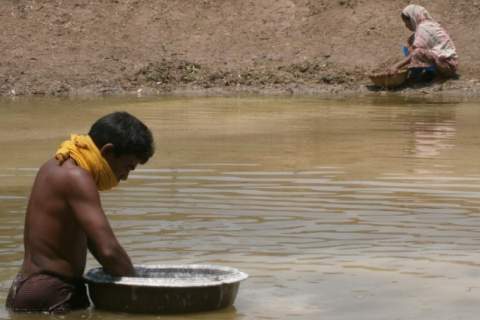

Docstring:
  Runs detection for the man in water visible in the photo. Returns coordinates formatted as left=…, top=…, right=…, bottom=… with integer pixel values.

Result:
left=5, top=111, right=154, bottom=313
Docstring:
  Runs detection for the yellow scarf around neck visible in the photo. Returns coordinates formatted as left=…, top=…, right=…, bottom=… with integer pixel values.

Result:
left=55, top=134, right=118, bottom=191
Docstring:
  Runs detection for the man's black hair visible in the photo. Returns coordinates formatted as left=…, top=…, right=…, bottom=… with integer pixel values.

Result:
left=89, top=111, right=154, bottom=163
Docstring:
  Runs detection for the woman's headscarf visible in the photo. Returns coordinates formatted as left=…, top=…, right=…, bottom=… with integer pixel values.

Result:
left=401, top=4, right=433, bottom=30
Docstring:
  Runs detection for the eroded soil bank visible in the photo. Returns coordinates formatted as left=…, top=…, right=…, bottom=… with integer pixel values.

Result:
left=2, top=0, right=480, bottom=98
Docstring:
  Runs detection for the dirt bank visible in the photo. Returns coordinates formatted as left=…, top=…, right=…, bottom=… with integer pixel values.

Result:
left=1, top=0, right=480, bottom=98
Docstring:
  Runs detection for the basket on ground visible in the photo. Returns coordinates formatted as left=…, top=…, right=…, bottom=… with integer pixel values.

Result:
left=368, top=70, right=408, bottom=88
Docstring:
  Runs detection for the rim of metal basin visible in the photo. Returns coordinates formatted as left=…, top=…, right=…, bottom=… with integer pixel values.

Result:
left=83, top=264, right=249, bottom=288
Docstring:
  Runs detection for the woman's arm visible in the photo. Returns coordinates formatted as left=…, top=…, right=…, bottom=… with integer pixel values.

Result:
left=389, top=42, right=417, bottom=74
left=391, top=56, right=411, bottom=72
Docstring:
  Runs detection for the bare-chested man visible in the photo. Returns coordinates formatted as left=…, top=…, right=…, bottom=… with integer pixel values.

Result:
left=5, top=112, right=154, bottom=313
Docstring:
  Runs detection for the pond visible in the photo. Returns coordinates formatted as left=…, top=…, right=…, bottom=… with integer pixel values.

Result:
left=1, top=95, right=480, bottom=320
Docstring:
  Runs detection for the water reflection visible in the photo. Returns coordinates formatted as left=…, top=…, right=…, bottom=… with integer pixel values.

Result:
left=413, top=119, right=456, bottom=158
left=0, top=97, right=480, bottom=319
left=407, top=107, right=457, bottom=159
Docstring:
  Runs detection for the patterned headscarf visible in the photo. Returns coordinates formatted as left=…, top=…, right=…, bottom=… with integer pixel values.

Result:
left=401, top=4, right=433, bottom=30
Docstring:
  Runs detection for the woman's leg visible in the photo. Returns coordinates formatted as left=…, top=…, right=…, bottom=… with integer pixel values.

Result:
left=436, top=56, right=458, bottom=78
left=410, top=48, right=457, bottom=78
left=409, top=48, right=436, bottom=68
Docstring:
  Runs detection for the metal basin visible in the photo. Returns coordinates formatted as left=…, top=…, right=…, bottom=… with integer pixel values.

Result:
left=84, top=264, right=248, bottom=314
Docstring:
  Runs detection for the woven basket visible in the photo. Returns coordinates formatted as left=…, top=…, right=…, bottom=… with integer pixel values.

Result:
left=369, top=70, right=408, bottom=88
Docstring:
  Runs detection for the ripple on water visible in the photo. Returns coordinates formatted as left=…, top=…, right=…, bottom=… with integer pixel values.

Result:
left=96, top=166, right=480, bottom=277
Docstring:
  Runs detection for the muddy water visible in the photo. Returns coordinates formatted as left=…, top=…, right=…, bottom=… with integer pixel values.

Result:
left=1, top=96, right=480, bottom=320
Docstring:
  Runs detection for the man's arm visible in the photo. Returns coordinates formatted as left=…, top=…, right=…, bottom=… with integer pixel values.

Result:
left=66, top=168, right=135, bottom=277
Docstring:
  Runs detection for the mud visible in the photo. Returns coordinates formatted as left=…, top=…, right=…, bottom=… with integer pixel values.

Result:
left=1, top=0, right=479, bottom=98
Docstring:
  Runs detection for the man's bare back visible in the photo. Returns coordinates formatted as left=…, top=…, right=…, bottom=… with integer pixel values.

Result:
left=22, top=158, right=126, bottom=279
left=6, top=112, right=154, bottom=313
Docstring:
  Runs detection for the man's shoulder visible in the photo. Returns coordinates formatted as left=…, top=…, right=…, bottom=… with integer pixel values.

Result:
left=39, top=158, right=95, bottom=190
